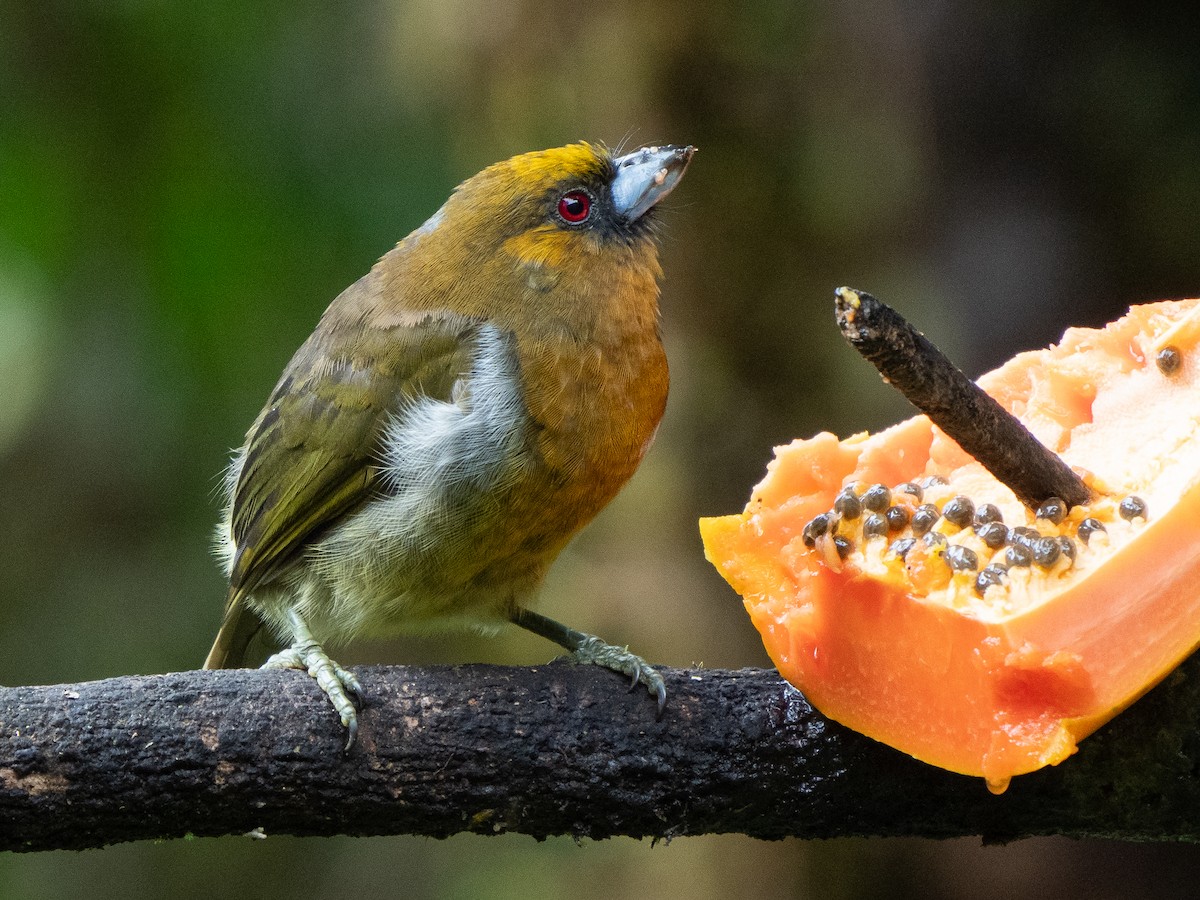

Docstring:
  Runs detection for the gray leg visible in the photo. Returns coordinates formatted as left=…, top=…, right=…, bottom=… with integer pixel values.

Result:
left=511, top=608, right=666, bottom=715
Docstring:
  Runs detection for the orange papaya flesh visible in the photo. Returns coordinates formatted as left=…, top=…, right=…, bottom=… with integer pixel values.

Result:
left=700, top=298, right=1200, bottom=792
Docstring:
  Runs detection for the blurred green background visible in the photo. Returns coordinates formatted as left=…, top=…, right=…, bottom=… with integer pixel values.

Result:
left=5, top=1, right=1200, bottom=897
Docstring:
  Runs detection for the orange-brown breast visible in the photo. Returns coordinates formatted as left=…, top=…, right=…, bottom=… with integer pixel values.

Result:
left=487, top=223, right=669, bottom=560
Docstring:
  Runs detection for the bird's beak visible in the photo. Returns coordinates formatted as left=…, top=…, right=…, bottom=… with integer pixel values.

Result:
left=611, top=145, right=695, bottom=223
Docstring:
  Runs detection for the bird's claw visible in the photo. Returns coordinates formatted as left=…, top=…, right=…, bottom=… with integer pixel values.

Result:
left=263, top=642, right=365, bottom=750
left=571, top=636, right=667, bottom=718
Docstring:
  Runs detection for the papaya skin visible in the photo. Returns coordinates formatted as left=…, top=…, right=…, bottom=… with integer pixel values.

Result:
left=701, top=298, right=1200, bottom=790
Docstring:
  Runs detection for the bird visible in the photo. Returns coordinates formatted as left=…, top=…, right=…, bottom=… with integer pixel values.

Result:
left=204, top=141, right=694, bottom=747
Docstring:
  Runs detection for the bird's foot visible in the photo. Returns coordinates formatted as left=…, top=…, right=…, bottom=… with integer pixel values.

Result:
left=571, top=635, right=667, bottom=717
left=263, top=641, right=364, bottom=750
left=510, top=608, right=667, bottom=716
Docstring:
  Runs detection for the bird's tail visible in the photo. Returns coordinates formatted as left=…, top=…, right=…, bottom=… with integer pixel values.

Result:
left=203, top=590, right=262, bottom=669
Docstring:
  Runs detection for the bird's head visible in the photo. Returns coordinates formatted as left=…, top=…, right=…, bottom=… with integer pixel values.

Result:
left=384, top=142, right=694, bottom=335
left=454, top=141, right=693, bottom=249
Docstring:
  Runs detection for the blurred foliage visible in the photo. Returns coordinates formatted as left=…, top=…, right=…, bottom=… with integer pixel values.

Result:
left=5, top=0, right=1200, bottom=897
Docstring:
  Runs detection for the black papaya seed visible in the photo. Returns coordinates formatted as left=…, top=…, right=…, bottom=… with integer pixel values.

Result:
left=1077, top=517, right=1106, bottom=544
left=834, top=487, right=863, bottom=520
left=862, top=484, right=892, bottom=512
left=974, top=564, right=1007, bottom=596
left=1119, top=495, right=1147, bottom=521
left=977, top=521, right=1009, bottom=550
left=862, top=512, right=889, bottom=539
left=1157, top=345, right=1182, bottom=375
left=911, top=504, right=940, bottom=536
left=944, top=544, right=979, bottom=572
left=1005, top=543, right=1032, bottom=567
left=802, top=513, right=832, bottom=548
left=942, top=496, right=975, bottom=528
left=1058, top=535, right=1077, bottom=562
left=973, top=503, right=1003, bottom=527
left=885, top=505, right=911, bottom=532
left=1036, top=496, right=1067, bottom=525
left=1031, top=536, right=1061, bottom=568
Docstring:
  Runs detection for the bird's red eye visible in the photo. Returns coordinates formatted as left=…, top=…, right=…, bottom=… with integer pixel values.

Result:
left=557, top=190, right=592, bottom=224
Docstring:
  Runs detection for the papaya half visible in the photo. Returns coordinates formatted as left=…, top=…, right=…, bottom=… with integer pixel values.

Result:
left=700, top=296, right=1200, bottom=792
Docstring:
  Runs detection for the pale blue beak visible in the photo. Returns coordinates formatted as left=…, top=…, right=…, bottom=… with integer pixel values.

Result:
left=611, top=145, right=695, bottom=223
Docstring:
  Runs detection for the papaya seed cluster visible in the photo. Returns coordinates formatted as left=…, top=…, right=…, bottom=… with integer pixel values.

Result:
left=801, top=478, right=1148, bottom=597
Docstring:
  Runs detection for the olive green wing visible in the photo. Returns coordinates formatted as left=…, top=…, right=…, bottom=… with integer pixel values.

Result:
left=204, top=305, right=479, bottom=668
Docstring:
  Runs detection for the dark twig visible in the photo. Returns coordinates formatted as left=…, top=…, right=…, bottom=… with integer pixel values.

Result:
left=834, top=287, right=1092, bottom=509
left=5, top=659, right=1200, bottom=851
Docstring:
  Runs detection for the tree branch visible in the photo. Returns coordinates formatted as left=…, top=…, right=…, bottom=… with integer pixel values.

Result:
left=4, top=654, right=1200, bottom=852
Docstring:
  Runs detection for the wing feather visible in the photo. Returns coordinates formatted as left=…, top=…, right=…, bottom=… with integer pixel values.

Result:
left=207, top=281, right=483, bottom=669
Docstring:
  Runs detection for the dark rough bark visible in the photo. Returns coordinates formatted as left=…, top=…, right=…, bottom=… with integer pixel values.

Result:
left=3, top=655, right=1200, bottom=852
left=834, top=286, right=1091, bottom=509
